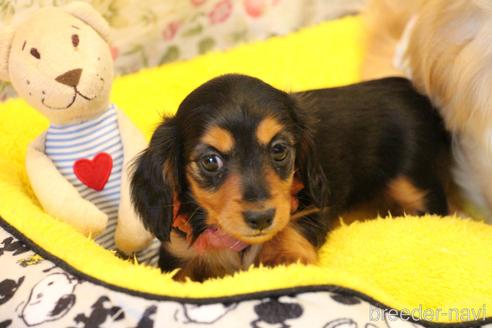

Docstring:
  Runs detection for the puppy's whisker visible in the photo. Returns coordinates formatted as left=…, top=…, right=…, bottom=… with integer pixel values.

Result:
left=187, top=207, right=208, bottom=246
left=291, top=207, right=320, bottom=221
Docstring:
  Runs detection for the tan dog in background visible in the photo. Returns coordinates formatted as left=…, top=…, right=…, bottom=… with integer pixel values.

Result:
left=362, top=0, right=492, bottom=222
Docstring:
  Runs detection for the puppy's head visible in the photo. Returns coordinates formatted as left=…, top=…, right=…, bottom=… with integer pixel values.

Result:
left=131, top=74, right=327, bottom=244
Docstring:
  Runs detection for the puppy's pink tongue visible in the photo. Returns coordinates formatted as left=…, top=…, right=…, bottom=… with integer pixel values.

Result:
left=194, top=226, right=249, bottom=253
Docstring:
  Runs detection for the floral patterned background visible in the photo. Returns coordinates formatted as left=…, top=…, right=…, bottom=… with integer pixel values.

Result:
left=0, top=0, right=365, bottom=100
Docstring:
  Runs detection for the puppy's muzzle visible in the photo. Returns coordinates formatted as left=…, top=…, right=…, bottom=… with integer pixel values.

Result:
left=242, top=208, right=275, bottom=230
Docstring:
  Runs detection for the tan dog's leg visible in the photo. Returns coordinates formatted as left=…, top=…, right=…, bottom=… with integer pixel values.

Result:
left=258, top=225, right=318, bottom=267
left=361, top=0, right=420, bottom=80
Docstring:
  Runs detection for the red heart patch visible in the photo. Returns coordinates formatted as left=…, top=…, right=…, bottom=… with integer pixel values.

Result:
left=73, top=152, right=113, bottom=191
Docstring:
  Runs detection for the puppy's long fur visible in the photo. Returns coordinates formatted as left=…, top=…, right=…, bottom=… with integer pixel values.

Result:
left=363, top=0, right=492, bottom=221
left=131, top=74, right=449, bottom=281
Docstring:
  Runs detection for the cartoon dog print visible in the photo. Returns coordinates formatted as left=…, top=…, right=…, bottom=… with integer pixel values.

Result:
left=174, top=302, right=238, bottom=324
left=72, top=295, right=125, bottom=328
left=135, top=305, right=157, bottom=328
left=323, top=318, right=358, bottom=328
left=0, top=320, right=12, bottom=328
left=251, top=297, right=303, bottom=328
left=0, top=237, right=29, bottom=257
left=17, top=272, right=79, bottom=326
left=0, top=276, right=24, bottom=305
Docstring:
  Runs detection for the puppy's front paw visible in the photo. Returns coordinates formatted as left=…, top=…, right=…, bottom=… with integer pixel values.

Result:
left=258, top=252, right=315, bottom=267
left=257, top=225, right=318, bottom=267
left=258, top=242, right=317, bottom=267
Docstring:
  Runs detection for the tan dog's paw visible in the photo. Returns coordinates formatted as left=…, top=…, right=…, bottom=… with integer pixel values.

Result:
left=258, top=248, right=317, bottom=267
left=257, top=227, right=318, bottom=267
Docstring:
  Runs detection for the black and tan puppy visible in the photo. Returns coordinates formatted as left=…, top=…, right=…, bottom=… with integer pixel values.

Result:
left=131, top=74, right=449, bottom=281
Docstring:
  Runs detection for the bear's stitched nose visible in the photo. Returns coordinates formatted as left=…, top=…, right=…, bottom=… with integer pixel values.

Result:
left=55, top=69, right=82, bottom=87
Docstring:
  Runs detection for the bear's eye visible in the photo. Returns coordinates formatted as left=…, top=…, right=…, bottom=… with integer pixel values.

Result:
left=72, top=34, right=79, bottom=47
left=30, top=48, right=41, bottom=59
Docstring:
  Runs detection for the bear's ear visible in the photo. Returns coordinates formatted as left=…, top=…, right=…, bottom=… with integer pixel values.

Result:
left=63, top=2, right=110, bottom=43
left=0, top=27, right=14, bottom=81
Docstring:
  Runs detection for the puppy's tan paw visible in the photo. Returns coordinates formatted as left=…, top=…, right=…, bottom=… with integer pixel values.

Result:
left=259, top=252, right=316, bottom=267
left=258, top=241, right=317, bottom=267
left=257, top=225, right=318, bottom=267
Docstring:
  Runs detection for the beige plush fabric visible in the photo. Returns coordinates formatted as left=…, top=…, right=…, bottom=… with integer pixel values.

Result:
left=1, top=3, right=153, bottom=255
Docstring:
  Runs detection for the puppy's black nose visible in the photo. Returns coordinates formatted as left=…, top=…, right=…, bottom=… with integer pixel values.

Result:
left=243, top=209, right=275, bottom=230
left=55, top=68, right=82, bottom=87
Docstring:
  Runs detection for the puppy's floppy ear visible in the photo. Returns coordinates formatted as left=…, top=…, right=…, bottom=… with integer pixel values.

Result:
left=0, top=27, right=14, bottom=81
left=291, top=95, right=329, bottom=209
left=131, top=117, right=181, bottom=242
left=63, top=2, right=111, bottom=43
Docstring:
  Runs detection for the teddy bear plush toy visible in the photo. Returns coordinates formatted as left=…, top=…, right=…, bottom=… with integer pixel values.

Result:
left=0, top=2, right=159, bottom=263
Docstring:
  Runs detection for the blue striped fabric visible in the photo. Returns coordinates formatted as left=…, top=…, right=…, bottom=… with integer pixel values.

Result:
left=45, top=105, right=160, bottom=266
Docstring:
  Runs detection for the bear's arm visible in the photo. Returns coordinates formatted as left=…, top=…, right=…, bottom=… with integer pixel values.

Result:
left=114, top=109, right=154, bottom=254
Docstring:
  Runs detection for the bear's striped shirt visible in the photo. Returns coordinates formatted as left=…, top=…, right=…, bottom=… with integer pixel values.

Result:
left=45, top=104, right=160, bottom=266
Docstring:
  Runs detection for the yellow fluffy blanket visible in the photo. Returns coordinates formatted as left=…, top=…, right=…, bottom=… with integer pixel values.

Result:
left=0, top=16, right=491, bottom=326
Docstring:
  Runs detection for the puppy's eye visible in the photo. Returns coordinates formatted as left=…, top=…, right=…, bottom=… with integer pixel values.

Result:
left=72, top=34, right=80, bottom=47
left=271, top=143, right=289, bottom=162
left=200, top=154, right=224, bottom=172
left=30, top=48, right=41, bottom=59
